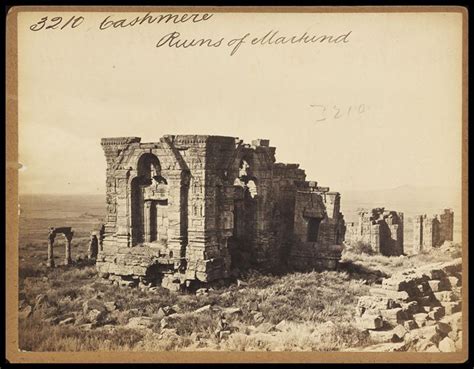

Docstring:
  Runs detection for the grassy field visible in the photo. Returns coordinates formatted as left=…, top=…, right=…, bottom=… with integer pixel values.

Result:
left=17, top=194, right=461, bottom=352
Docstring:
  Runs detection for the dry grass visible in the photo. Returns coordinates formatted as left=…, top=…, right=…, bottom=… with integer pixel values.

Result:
left=18, top=196, right=461, bottom=352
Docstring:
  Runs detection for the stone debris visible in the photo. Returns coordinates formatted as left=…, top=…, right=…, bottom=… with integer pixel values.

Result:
left=58, top=317, right=75, bottom=325
left=355, top=258, right=462, bottom=352
left=255, top=322, right=275, bottom=333
left=126, top=316, right=154, bottom=329
left=18, top=305, right=33, bottom=320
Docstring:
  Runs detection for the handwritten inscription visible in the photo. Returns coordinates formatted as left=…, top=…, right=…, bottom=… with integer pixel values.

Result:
left=30, top=15, right=84, bottom=31
left=29, top=12, right=213, bottom=32
left=156, top=30, right=351, bottom=56
left=310, top=104, right=369, bottom=123
left=28, top=13, right=352, bottom=56
left=99, top=12, right=213, bottom=30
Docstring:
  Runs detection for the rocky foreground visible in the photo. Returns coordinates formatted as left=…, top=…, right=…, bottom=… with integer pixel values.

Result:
left=353, top=258, right=463, bottom=352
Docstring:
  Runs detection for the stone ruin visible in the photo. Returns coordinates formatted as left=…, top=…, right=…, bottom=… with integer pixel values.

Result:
left=47, top=227, right=74, bottom=267
left=355, top=258, right=462, bottom=352
left=345, top=208, right=404, bottom=256
left=95, top=135, right=346, bottom=291
left=88, top=224, right=105, bottom=260
left=412, top=209, right=454, bottom=254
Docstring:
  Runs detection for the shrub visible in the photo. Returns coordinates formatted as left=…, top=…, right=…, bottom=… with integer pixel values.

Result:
left=351, top=241, right=375, bottom=255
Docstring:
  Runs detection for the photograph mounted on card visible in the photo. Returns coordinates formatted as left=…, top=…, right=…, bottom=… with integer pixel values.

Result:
left=5, top=6, right=468, bottom=364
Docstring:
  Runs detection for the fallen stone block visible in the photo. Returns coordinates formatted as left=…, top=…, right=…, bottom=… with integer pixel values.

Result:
left=219, top=330, right=231, bottom=340
left=415, top=338, right=436, bottom=351
left=417, top=295, right=435, bottom=306
left=382, top=278, right=411, bottom=292
left=380, top=308, right=407, bottom=324
left=402, top=301, right=420, bottom=315
left=19, top=305, right=33, bottom=320
left=447, top=276, right=461, bottom=288
left=392, top=324, right=408, bottom=341
left=440, top=311, right=462, bottom=331
left=438, top=337, right=456, bottom=352
left=356, top=313, right=384, bottom=330
left=83, top=299, right=107, bottom=315
left=356, top=295, right=393, bottom=316
left=423, top=269, right=446, bottom=280
left=413, top=313, right=429, bottom=328
left=126, top=316, right=154, bottom=329
left=369, top=329, right=396, bottom=343
left=104, top=301, right=118, bottom=312
left=441, top=301, right=462, bottom=315
left=428, top=306, right=445, bottom=321
left=222, top=307, right=242, bottom=316
left=440, top=259, right=462, bottom=276
left=369, top=287, right=411, bottom=302
left=255, top=322, right=275, bottom=333
left=448, top=330, right=458, bottom=341
left=434, top=291, right=459, bottom=303
left=87, top=309, right=107, bottom=326
left=194, top=304, right=212, bottom=313
left=436, top=321, right=452, bottom=336
left=59, top=317, right=75, bottom=325
left=404, top=320, right=418, bottom=331
left=275, top=320, right=291, bottom=332
left=428, top=280, right=451, bottom=292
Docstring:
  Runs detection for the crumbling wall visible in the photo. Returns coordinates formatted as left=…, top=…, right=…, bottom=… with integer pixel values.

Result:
left=289, top=183, right=345, bottom=270
left=412, top=209, right=454, bottom=254
left=345, top=208, right=404, bottom=256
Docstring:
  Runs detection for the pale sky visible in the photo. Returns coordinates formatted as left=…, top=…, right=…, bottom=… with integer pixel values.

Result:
left=17, top=11, right=463, bottom=196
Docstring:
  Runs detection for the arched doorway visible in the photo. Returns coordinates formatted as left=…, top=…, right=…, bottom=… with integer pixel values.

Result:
left=228, top=157, right=259, bottom=269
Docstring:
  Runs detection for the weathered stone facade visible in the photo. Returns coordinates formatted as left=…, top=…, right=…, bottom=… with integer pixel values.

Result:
left=95, top=135, right=346, bottom=290
left=413, top=209, right=454, bottom=254
left=345, top=208, right=404, bottom=256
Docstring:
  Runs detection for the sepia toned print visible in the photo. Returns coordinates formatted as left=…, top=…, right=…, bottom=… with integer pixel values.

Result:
left=7, top=6, right=467, bottom=363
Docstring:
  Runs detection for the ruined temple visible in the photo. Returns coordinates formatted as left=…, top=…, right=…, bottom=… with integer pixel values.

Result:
left=96, top=135, right=346, bottom=291
left=345, top=208, right=404, bottom=256
left=412, top=209, right=454, bottom=254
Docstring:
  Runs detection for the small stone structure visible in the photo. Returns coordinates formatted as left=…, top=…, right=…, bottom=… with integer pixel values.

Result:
left=413, top=209, right=454, bottom=254
left=355, top=258, right=462, bottom=352
left=88, top=234, right=99, bottom=260
left=47, top=227, right=74, bottom=267
left=88, top=224, right=105, bottom=260
left=345, top=208, right=404, bottom=256
left=96, top=135, right=346, bottom=291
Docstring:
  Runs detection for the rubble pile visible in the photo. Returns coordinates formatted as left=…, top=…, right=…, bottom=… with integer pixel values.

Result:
left=355, top=258, right=463, bottom=352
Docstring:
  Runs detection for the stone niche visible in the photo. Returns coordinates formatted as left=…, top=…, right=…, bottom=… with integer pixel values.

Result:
left=96, top=135, right=346, bottom=291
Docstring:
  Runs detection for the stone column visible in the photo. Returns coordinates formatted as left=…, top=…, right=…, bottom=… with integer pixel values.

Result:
left=64, top=231, right=73, bottom=265
left=47, top=228, right=56, bottom=268
left=99, top=224, right=105, bottom=251
left=88, top=233, right=99, bottom=259
left=144, top=201, right=151, bottom=243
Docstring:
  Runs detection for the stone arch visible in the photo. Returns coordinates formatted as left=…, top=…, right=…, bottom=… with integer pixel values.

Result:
left=130, top=153, right=170, bottom=246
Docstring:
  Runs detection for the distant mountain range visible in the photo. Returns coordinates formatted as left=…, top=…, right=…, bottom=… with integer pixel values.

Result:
left=340, top=184, right=461, bottom=217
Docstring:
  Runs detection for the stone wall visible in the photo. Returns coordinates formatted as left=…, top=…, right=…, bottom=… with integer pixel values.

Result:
left=96, top=135, right=346, bottom=290
left=345, top=208, right=404, bottom=256
left=413, top=209, right=454, bottom=254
